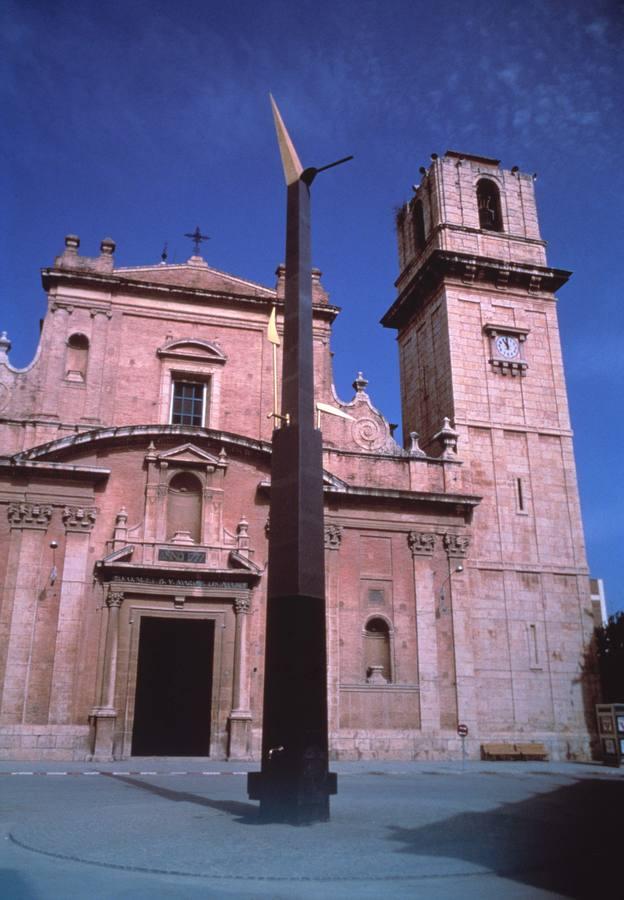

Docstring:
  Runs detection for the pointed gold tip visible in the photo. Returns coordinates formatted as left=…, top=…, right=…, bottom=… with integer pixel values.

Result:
left=267, top=306, right=280, bottom=345
left=270, top=94, right=303, bottom=186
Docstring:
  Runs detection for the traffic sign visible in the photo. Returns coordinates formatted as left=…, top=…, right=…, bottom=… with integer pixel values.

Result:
left=457, top=723, right=469, bottom=737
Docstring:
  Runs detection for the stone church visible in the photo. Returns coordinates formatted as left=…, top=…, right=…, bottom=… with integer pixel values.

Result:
left=0, top=151, right=596, bottom=762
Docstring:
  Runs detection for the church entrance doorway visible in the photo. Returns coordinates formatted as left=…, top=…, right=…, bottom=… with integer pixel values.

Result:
left=131, top=616, right=215, bottom=756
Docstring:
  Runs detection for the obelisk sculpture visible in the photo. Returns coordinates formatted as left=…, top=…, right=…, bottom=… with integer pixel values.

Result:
left=247, top=98, right=352, bottom=823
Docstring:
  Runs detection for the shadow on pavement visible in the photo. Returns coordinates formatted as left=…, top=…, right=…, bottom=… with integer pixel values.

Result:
left=387, top=777, right=620, bottom=898
left=0, top=870, right=37, bottom=900
left=104, top=773, right=260, bottom=823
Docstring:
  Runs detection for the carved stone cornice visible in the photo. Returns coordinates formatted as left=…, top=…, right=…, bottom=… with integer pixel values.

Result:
left=324, top=524, right=342, bottom=550
left=7, top=502, right=53, bottom=529
left=382, top=249, right=571, bottom=330
left=407, top=531, right=436, bottom=557
left=443, top=533, right=470, bottom=558
left=106, top=589, right=124, bottom=609
left=234, top=596, right=251, bottom=614
left=62, top=505, right=97, bottom=532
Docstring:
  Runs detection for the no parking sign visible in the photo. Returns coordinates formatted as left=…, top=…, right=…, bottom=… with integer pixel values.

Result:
left=458, top=723, right=468, bottom=768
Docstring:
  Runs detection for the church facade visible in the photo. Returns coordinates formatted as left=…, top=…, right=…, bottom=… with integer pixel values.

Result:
left=0, top=152, right=596, bottom=761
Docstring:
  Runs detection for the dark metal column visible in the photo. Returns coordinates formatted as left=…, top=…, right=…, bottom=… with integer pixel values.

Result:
left=247, top=99, right=350, bottom=823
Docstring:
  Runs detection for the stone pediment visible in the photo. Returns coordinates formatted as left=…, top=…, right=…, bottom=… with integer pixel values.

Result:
left=116, top=258, right=276, bottom=299
left=156, top=338, right=227, bottom=364
left=150, top=443, right=227, bottom=469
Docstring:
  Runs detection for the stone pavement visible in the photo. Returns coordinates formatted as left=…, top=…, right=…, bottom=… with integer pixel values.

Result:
left=0, top=759, right=620, bottom=899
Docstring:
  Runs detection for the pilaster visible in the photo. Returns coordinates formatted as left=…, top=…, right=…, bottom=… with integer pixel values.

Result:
left=48, top=506, right=97, bottom=723
left=325, top=523, right=342, bottom=741
left=408, top=531, right=440, bottom=733
left=444, top=534, right=476, bottom=733
left=90, top=587, right=123, bottom=761
left=228, top=594, right=253, bottom=759
left=0, top=503, right=52, bottom=722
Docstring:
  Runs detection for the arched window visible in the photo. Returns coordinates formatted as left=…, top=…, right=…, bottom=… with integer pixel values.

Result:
left=65, top=333, right=89, bottom=381
left=412, top=199, right=426, bottom=251
left=477, top=179, right=503, bottom=231
left=166, top=472, right=202, bottom=543
left=364, top=617, right=392, bottom=684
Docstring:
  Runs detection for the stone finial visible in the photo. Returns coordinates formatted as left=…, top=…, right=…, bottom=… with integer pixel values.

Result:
left=275, top=264, right=286, bottom=299
left=352, top=371, right=369, bottom=394
left=311, top=267, right=329, bottom=304
left=433, top=417, right=459, bottom=460
left=145, top=441, right=157, bottom=460
left=408, top=431, right=426, bottom=457
left=64, top=234, right=80, bottom=252
left=115, top=506, right=128, bottom=526
left=237, top=516, right=250, bottom=553
left=0, top=331, right=11, bottom=356
left=100, top=237, right=116, bottom=256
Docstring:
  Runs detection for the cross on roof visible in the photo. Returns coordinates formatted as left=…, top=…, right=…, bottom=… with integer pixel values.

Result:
left=184, top=226, right=210, bottom=256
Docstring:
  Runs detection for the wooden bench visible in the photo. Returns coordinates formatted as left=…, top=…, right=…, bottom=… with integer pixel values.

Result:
left=515, top=742, right=549, bottom=761
left=481, top=742, right=521, bottom=760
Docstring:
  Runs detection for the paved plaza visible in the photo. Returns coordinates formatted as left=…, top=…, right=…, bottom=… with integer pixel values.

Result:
left=0, top=759, right=620, bottom=899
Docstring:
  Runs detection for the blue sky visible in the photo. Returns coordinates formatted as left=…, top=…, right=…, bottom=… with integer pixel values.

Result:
left=2, top=0, right=623, bottom=614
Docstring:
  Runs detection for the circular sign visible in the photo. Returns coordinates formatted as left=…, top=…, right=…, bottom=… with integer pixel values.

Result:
left=457, top=724, right=469, bottom=737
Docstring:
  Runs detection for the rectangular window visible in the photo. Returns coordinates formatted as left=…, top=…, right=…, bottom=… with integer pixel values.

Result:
left=515, top=476, right=529, bottom=514
left=170, top=380, right=206, bottom=426
left=528, top=623, right=540, bottom=668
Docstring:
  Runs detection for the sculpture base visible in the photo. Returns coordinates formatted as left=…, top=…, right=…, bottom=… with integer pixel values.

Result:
left=247, top=769, right=337, bottom=824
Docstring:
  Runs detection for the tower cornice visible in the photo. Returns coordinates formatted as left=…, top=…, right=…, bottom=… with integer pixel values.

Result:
left=381, top=249, right=571, bottom=330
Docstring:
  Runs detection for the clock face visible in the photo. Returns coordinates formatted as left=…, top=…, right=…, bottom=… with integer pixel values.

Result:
left=494, top=335, right=520, bottom=359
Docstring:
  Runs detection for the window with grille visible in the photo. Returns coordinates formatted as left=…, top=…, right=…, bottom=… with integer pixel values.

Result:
left=170, top=380, right=207, bottom=426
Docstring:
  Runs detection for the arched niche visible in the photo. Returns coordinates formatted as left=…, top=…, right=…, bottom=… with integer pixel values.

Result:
left=65, top=333, right=89, bottom=381
left=364, top=616, right=393, bottom=684
left=477, top=178, right=503, bottom=232
left=166, top=471, right=203, bottom=543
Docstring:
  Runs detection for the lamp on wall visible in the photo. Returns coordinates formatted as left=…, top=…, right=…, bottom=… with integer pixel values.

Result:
left=48, top=540, right=58, bottom=586
left=438, top=564, right=463, bottom=617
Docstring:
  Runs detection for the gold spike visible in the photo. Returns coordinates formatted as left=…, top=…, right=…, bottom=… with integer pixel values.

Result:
left=267, top=306, right=280, bottom=346
left=270, top=94, right=303, bottom=186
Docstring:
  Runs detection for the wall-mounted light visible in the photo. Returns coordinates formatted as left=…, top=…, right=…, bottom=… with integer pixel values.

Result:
left=49, top=540, right=58, bottom=586
left=438, top=564, right=463, bottom=617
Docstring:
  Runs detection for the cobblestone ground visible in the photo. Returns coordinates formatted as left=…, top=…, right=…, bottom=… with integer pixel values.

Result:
left=0, top=760, right=620, bottom=899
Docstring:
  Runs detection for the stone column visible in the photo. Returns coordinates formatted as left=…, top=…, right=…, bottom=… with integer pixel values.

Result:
left=228, top=595, right=252, bottom=759
left=443, top=533, right=476, bottom=737
left=82, top=308, right=111, bottom=422
left=324, top=524, right=342, bottom=741
left=90, top=587, right=124, bottom=761
left=48, top=506, right=97, bottom=724
left=0, top=503, right=52, bottom=722
left=408, top=531, right=441, bottom=736
left=38, top=304, right=72, bottom=418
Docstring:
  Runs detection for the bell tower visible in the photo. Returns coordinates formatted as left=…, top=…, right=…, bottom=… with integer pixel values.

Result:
left=382, top=151, right=596, bottom=757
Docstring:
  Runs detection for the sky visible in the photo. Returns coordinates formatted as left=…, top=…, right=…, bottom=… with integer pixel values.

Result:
left=1, top=0, right=623, bottom=615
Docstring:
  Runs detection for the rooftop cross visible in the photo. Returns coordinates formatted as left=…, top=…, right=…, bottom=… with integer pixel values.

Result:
left=184, top=226, right=210, bottom=256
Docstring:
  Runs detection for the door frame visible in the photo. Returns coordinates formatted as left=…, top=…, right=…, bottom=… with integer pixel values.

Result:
left=115, top=598, right=229, bottom=759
